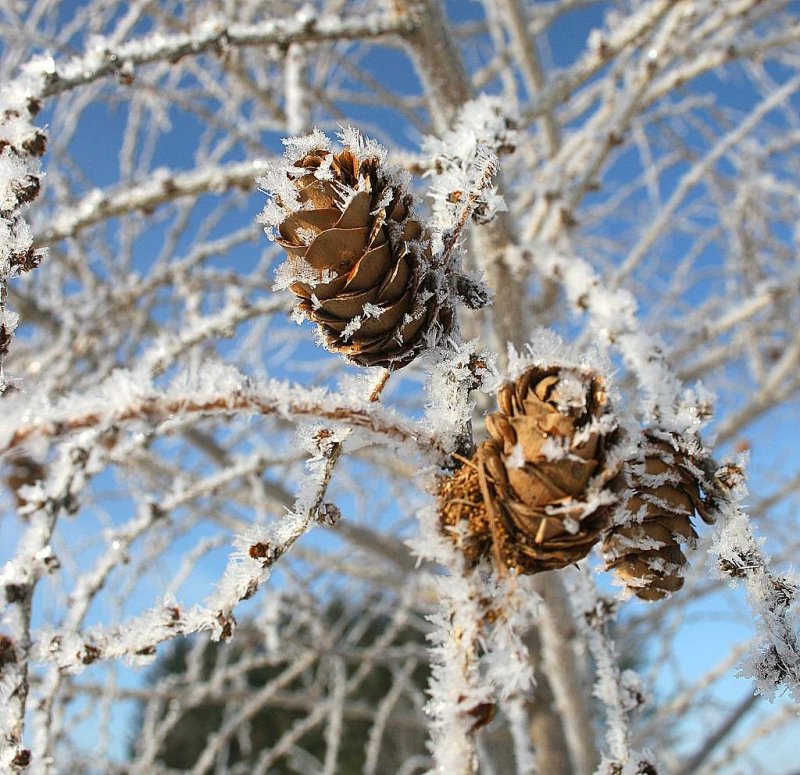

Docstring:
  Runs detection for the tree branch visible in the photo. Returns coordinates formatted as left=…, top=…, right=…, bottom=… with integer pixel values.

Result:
left=33, top=13, right=415, bottom=100
left=34, top=159, right=270, bottom=246
left=0, top=371, right=448, bottom=459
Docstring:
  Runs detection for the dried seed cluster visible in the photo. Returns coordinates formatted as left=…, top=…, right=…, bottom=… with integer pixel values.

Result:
left=1, top=97, right=47, bottom=366
left=262, top=132, right=715, bottom=601
left=4, top=453, right=45, bottom=509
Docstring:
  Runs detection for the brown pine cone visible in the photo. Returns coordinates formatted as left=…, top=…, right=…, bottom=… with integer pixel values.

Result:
left=439, top=365, right=623, bottom=574
left=263, top=134, right=447, bottom=369
left=602, top=431, right=714, bottom=601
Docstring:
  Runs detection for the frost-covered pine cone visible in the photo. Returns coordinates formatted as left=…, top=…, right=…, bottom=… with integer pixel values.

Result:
left=603, top=431, right=714, bottom=601
left=440, top=365, right=623, bottom=574
left=260, top=130, right=449, bottom=370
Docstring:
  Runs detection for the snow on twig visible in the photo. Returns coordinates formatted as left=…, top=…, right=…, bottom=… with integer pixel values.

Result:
left=707, top=462, right=800, bottom=701
left=568, top=567, right=656, bottom=775
left=522, top=245, right=712, bottom=432
left=504, top=694, right=537, bottom=775
left=33, top=13, right=414, bottom=101
left=0, top=429, right=105, bottom=767
left=423, top=95, right=516, bottom=259
left=410, top=345, right=538, bottom=774
left=0, top=363, right=449, bottom=460
left=411, top=503, right=539, bottom=775
left=8, top=422, right=345, bottom=682
left=35, top=159, right=272, bottom=247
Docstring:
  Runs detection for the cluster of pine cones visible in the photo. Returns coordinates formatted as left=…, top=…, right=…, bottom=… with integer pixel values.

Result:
left=439, top=365, right=715, bottom=600
left=261, top=131, right=715, bottom=601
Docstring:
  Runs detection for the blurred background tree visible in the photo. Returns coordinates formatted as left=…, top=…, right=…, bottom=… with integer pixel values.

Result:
left=130, top=594, right=433, bottom=774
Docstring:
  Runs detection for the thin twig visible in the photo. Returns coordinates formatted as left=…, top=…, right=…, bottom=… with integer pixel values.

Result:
left=0, top=376, right=448, bottom=459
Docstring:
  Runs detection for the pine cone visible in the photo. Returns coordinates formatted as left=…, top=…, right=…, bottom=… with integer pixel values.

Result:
left=264, top=134, right=447, bottom=369
left=602, top=431, right=714, bottom=601
left=440, top=365, right=623, bottom=574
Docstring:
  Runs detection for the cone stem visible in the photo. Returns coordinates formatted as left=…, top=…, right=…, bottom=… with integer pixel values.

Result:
left=369, top=369, right=391, bottom=402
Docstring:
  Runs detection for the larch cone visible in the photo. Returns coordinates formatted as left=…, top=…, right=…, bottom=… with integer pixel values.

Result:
left=603, top=431, right=714, bottom=601
left=440, top=365, right=623, bottom=574
left=263, top=133, right=448, bottom=369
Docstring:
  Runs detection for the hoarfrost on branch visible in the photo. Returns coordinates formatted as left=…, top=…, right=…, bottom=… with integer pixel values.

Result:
left=1, top=1, right=799, bottom=774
